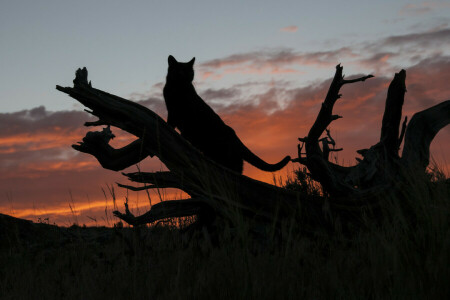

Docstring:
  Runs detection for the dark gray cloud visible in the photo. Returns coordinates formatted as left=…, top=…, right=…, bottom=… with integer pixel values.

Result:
left=200, top=87, right=241, bottom=101
left=197, top=27, right=450, bottom=80
left=0, top=106, right=93, bottom=137
left=378, top=28, right=450, bottom=48
left=135, top=97, right=167, bottom=117
left=199, top=47, right=356, bottom=71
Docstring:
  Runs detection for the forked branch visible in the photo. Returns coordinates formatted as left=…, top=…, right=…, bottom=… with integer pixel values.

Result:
left=303, top=65, right=374, bottom=195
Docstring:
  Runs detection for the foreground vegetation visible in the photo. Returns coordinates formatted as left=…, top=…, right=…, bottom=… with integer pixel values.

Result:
left=0, top=169, right=449, bottom=299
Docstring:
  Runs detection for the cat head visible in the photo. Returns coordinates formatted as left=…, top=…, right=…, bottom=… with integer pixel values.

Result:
left=167, top=55, right=196, bottom=82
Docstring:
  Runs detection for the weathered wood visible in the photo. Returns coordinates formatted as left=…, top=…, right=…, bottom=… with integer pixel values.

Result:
left=294, top=65, right=449, bottom=198
left=72, top=126, right=148, bottom=171
left=57, top=68, right=325, bottom=227
left=304, top=64, right=374, bottom=196
left=112, top=198, right=205, bottom=226
left=380, top=70, right=406, bottom=156
left=57, top=65, right=449, bottom=229
left=402, top=100, right=450, bottom=171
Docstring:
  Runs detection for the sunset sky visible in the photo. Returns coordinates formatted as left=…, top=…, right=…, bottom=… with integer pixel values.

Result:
left=1, top=1, right=449, bottom=226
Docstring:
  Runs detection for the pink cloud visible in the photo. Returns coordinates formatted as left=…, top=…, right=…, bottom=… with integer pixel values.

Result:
left=198, top=47, right=359, bottom=80
left=280, top=25, right=298, bottom=33
left=399, top=1, right=450, bottom=16
left=197, top=27, right=450, bottom=81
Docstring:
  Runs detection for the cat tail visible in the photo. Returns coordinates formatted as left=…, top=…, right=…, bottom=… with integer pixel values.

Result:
left=239, top=141, right=291, bottom=172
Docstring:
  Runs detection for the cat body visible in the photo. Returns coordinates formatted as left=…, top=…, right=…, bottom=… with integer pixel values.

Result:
left=163, top=55, right=290, bottom=174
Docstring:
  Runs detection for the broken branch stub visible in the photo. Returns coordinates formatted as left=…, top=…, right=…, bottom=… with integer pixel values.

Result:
left=380, top=70, right=406, bottom=156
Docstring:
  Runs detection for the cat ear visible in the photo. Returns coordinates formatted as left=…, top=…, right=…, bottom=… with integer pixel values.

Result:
left=188, top=57, right=195, bottom=66
left=168, top=55, right=177, bottom=66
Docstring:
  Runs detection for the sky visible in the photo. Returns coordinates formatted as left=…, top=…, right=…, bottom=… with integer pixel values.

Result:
left=1, top=0, right=449, bottom=226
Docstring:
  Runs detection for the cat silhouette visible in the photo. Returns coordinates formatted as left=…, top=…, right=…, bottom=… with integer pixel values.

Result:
left=163, top=55, right=290, bottom=174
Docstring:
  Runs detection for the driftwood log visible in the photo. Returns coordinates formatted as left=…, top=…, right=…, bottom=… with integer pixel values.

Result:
left=56, top=65, right=449, bottom=230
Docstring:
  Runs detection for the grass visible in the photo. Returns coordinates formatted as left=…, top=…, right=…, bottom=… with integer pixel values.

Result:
left=0, top=168, right=449, bottom=299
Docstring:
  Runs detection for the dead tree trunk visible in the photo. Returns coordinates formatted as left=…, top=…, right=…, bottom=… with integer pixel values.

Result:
left=293, top=65, right=449, bottom=198
left=56, top=68, right=326, bottom=229
left=56, top=65, right=449, bottom=230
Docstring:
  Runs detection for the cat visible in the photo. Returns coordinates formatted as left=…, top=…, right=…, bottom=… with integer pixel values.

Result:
left=163, top=55, right=291, bottom=174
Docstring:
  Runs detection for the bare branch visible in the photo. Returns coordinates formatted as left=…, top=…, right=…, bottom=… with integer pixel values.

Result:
left=341, top=74, right=374, bottom=85
left=72, top=128, right=148, bottom=171
left=116, top=183, right=156, bottom=191
left=113, top=198, right=206, bottom=226
left=85, top=120, right=108, bottom=127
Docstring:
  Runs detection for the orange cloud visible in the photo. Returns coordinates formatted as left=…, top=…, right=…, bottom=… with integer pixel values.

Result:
left=214, top=56, right=450, bottom=183
left=25, top=160, right=99, bottom=172
left=2, top=47, right=450, bottom=227
left=0, top=131, right=84, bottom=154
